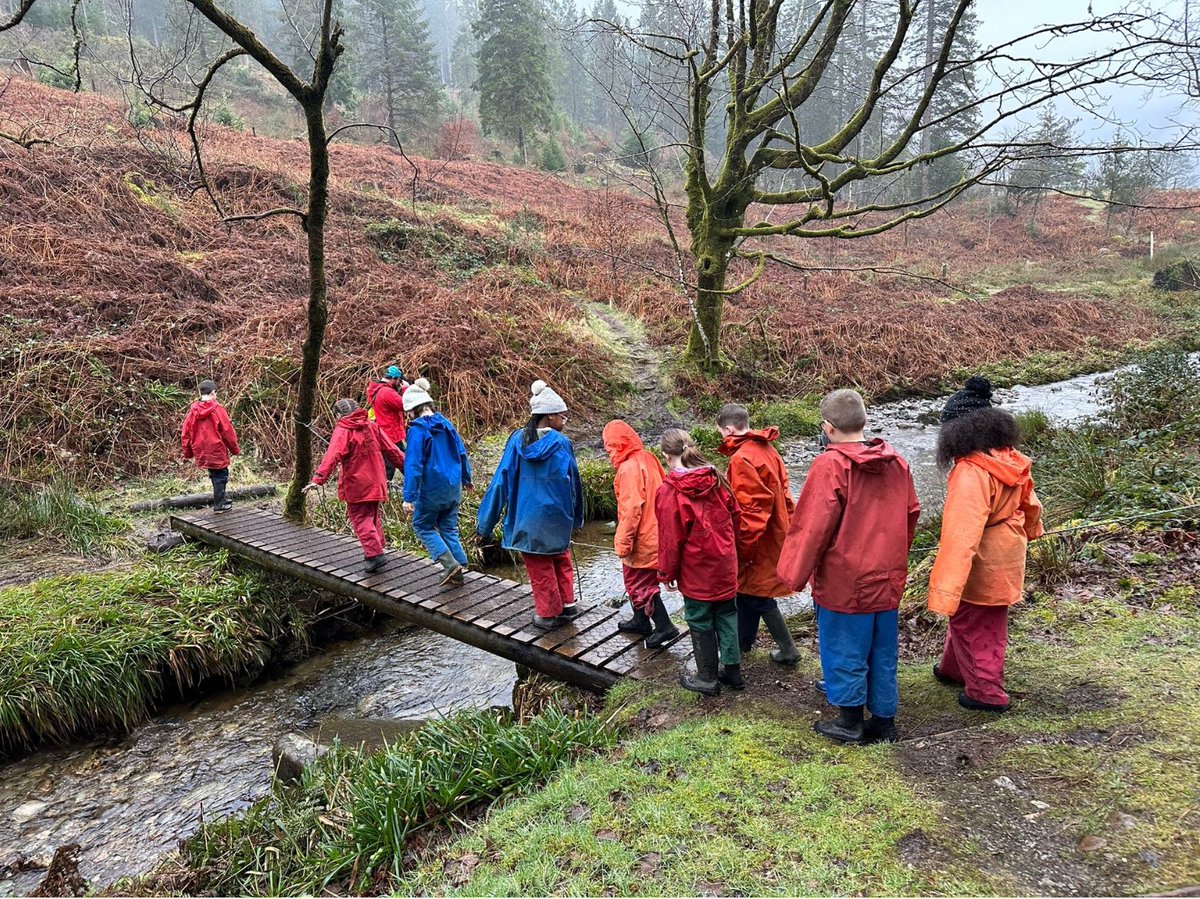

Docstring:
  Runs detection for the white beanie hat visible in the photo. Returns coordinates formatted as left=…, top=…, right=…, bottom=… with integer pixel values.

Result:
left=402, top=377, right=433, bottom=412
left=529, top=379, right=568, bottom=415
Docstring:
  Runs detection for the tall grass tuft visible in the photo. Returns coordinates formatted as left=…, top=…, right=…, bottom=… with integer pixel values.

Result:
left=181, top=708, right=616, bottom=896
left=0, top=479, right=129, bottom=555
left=0, top=550, right=314, bottom=752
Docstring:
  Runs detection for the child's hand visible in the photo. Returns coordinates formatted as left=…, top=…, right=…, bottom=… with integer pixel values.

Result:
left=301, top=482, right=318, bottom=493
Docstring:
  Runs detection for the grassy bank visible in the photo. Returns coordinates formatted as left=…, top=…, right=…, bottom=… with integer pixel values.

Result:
left=0, top=549, right=323, bottom=753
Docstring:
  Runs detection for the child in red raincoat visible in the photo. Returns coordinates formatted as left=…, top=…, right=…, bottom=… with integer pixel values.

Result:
left=304, top=398, right=404, bottom=573
left=181, top=378, right=240, bottom=513
left=655, top=428, right=741, bottom=695
left=928, top=404, right=1044, bottom=713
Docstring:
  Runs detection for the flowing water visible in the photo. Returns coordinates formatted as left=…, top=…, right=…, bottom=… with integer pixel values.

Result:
left=0, top=365, right=1131, bottom=895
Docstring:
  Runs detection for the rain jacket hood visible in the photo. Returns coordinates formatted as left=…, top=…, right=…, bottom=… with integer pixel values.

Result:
left=403, top=412, right=472, bottom=507
left=719, top=427, right=795, bottom=598
left=603, top=421, right=664, bottom=568
left=963, top=447, right=1031, bottom=487
left=655, top=466, right=741, bottom=601
left=181, top=399, right=240, bottom=470
left=312, top=410, right=403, bottom=504
left=669, top=464, right=723, bottom=498
left=476, top=428, right=584, bottom=555
left=824, top=438, right=903, bottom=474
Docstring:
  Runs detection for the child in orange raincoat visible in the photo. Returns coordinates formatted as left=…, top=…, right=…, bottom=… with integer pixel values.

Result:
left=928, top=404, right=1044, bottom=713
left=603, top=420, right=678, bottom=647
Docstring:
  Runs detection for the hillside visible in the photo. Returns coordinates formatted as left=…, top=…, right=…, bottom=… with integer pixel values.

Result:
left=2, top=79, right=1197, bottom=482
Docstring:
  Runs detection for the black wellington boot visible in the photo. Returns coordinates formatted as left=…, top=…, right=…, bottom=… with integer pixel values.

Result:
left=861, top=715, right=898, bottom=745
left=680, top=628, right=720, bottom=696
left=364, top=554, right=388, bottom=574
left=814, top=705, right=865, bottom=744
left=761, top=605, right=800, bottom=666
left=617, top=606, right=653, bottom=636
left=645, top=600, right=681, bottom=648
left=957, top=690, right=1009, bottom=713
left=718, top=664, right=745, bottom=691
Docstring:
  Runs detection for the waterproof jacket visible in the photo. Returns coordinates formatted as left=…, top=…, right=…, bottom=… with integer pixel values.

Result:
left=403, top=412, right=473, bottom=508
left=181, top=400, right=240, bottom=469
left=476, top=428, right=584, bottom=555
left=603, top=421, right=665, bottom=570
left=655, top=466, right=741, bottom=602
left=719, top=427, right=796, bottom=598
left=777, top=440, right=920, bottom=614
left=366, top=380, right=406, bottom=446
left=312, top=409, right=404, bottom=504
left=928, top=448, right=1044, bottom=617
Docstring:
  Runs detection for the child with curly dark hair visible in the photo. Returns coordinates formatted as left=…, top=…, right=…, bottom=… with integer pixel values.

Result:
left=928, top=403, right=1044, bottom=713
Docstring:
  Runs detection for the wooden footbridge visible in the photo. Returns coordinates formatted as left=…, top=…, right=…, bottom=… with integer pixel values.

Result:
left=170, top=507, right=690, bottom=690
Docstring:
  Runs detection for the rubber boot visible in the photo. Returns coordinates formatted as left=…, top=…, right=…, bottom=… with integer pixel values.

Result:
left=862, top=715, right=898, bottom=744
left=958, top=690, right=1009, bottom=713
left=680, top=628, right=720, bottom=696
left=933, top=663, right=963, bottom=686
left=645, top=600, right=680, bottom=648
left=718, top=664, right=745, bottom=691
left=364, top=554, right=388, bottom=574
left=531, top=614, right=559, bottom=630
left=436, top=552, right=466, bottom=586
left=617, top=606, right=653, bottom=636
left=761, top=606, right=800, bottom=666
left=814, top=705, right=864, bottom=744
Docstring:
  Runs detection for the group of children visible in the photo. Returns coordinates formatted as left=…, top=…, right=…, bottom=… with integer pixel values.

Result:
left=182, top=370, right=1043, bottom=743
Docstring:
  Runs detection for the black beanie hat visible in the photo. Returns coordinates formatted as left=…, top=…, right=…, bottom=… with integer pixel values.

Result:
left=941, top=376, right=993, bottom=423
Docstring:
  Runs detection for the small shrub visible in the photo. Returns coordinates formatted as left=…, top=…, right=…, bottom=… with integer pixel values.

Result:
left=0, top=479, right=128, bottom=555
left=126, top=102, right=156, bottom=129
left=577, top=457, right=617, bottom=520
left=1101, top=351, right=1200, bottom=434
left=1015, top=408, right=1053, bottom=446
left=211, top=102, right=245, bottom=131
left=751, top=397, right=822, bottom=439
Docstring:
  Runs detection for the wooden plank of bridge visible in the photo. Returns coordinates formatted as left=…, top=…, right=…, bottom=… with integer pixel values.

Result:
left=169, top=507, right=692, bottom=691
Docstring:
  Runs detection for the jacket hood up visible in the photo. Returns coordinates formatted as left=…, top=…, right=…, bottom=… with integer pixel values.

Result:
left=961, top=447, right=1033, bottom=487
left=667, top=465, right=721, bottom=498
left=190, top=400, right=219, bottom=419
left=519, top=428, right=570, bottom=462
left=824, top=438, right=901, bottom=474
left=337, top=409, right=372, bottom=431
left=602, top=420, right=644, bottom=467
left=717, top=426, right=780, bottom=457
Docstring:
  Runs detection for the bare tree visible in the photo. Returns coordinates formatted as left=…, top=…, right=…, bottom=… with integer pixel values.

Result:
left=593, top=0, right=1194, bottom=369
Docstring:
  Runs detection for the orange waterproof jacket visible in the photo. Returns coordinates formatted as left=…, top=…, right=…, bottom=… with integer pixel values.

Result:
left=718, top=428, right=796, bottom=597
left=602, top=421, right=665, bottom=569
left=927, top=449, right=1045, bottom=617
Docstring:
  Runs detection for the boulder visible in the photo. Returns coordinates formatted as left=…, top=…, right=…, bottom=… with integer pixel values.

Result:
left=271, top=733, right=327, bottom=784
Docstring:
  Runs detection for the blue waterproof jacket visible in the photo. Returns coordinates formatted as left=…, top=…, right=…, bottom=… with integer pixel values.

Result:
left=476, top=428, right=584, bottom=554
left=403, top=413, right=472, bottom=507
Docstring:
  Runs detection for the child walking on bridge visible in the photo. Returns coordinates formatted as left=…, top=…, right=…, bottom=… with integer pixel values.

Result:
left=655, top=428, right=742, bottom=695
left=181, top=378, right=240, bottom=513
left=304, top=398, right=404, bottom=573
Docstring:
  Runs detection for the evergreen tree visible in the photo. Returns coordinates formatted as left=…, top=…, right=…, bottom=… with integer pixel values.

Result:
left=539, top=132, right=567, bottom=170
left=354, top=0, right=444, bottom=136
left=1006, top=107, right=1086, bottom=222
left=474, top=0, right=555, bottom=163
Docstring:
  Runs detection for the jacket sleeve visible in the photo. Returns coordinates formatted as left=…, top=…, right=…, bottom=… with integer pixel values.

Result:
left=376, top=422, right=405, bottom=468
left=311, top=426, right=347, bottom=485
left=775, top=460, right=843, bottom=591
left=927, top=463, right=992, bottom=617
left=180, top=409, right=194, bottom=459
left=455, top=427, right=473, bottom=488
left=402, top=425, right=426, bottom=504
left=906, top=466, right=921, bottom=547
left=611, top=462, right=644, bottom=559
left=476, top=433, right=516, bottom=538
left=569, top=449, right=585, bottom=529
left=729, top=456, right=773, bottom=564
left=218, top=406, right=240, bottom=456
left=1022, top=486, right=1045, bottom=540
left=655, top=486, right=684, bottom=584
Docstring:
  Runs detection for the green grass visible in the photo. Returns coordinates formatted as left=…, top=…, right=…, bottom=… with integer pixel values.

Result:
left=0, top=478, right=129, bottom=555
left=0, top=549, right=317, bottom=751
left=176, top=708, right=616, bottom=896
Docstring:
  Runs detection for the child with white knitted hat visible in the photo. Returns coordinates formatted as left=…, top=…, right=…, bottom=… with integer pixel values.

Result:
left=476, top=380, right=584, bottom=628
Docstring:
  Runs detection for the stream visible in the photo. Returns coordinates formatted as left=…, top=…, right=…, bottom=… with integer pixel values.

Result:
left=0, top=365, right=1127, bottom=895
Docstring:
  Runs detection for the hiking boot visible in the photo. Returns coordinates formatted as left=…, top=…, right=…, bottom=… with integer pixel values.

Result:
left=617, top=607, right=653, bottom=636
left=213, top=500, right=233, bottom=514
left=531, top=615, right=559, bottom=630
left=718, top=664, right=745, bottom=691
left=933, top=663, right=963, bottom=686
left=645, top=600, right=680, bottom=648
left=761, top=605, right=800, bottom=666
left=814, top=705, right=865, bottom=744
left=364, top=555, right=388, bottom=574
left=558, top=603, right=580, bottom=620
left=957, top=690, right=1009, bottom=713
left=680, top=628, right=720, bottom=696
left=862, top=715, right=898, bottom=745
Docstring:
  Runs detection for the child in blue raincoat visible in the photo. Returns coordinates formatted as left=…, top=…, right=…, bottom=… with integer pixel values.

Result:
left=401, top=379, right=473, bottom=585
left=476, top=380, right=584, bottom=629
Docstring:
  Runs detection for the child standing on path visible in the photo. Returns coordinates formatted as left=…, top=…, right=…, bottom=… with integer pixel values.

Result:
left=603, top=420, right=678, bottom=647
left=181, top=378, right=240, bottom=513
left=928, top=405, right=1044, bottom=713
left=304, top=398, right=404, bottom=573
left=777, top=390, right=920, bottom=744
left=655, top=428, right=742, bottom=695
left=476, top=381, right=584, bottom=629
left=716, top=403, right=801, bottom=666
left=402, top=379, right=473, bottom=586
left=366, top=365, right=409, bottom=488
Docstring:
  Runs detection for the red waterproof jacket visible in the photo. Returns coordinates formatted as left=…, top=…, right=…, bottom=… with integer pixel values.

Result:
left=181, top=400, right=240, bottom=469
left=719, top=427, right=795, bottom=598
left=777, top=439, right=920, bottom=614
left=655, top=465, right=742, bottom=602
left=312, top=409, right=404, bottom=503
left=366, top=380, right=407, bottom=445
